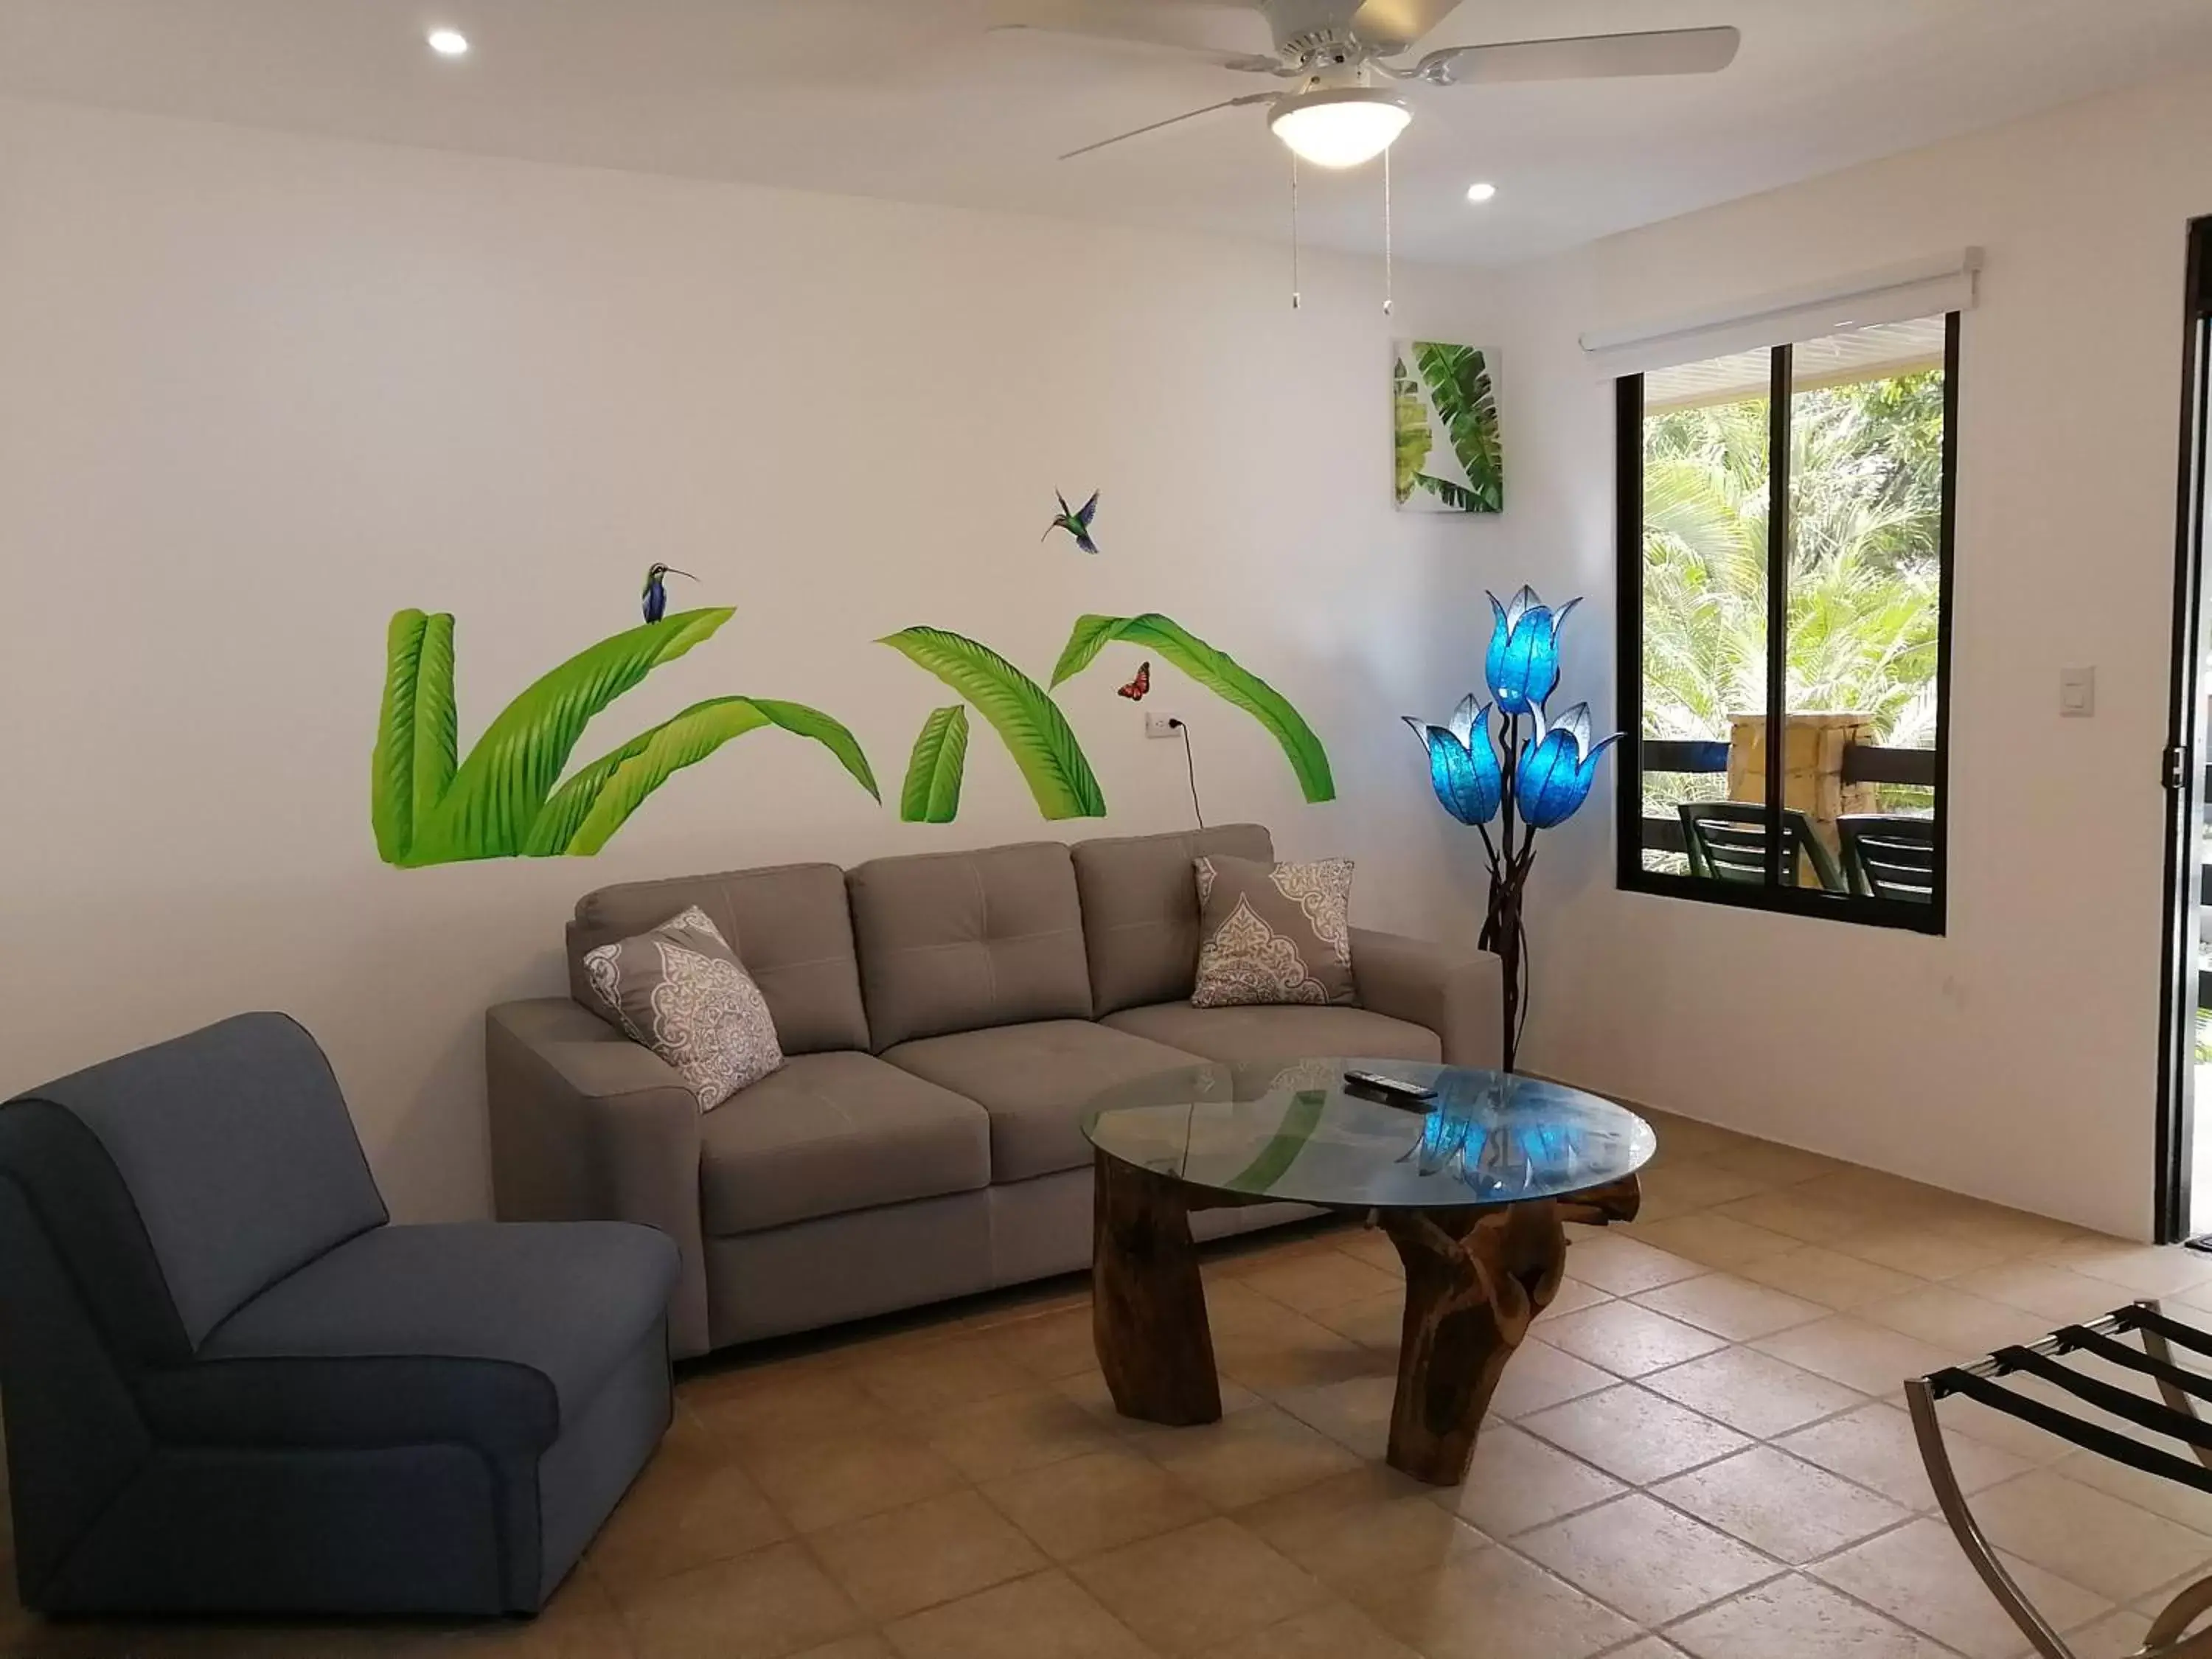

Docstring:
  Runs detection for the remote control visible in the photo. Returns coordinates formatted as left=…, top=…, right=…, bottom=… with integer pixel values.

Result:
left=1342, top=1069, right=1436, bottom=1103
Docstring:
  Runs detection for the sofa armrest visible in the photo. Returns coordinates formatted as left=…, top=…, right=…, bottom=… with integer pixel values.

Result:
left=484, top=999, right=710, bottom=1358
left=1350, top=928, right=1500, bottom=1069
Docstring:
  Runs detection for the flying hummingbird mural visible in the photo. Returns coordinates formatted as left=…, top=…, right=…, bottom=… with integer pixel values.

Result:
left=641, top=564, right=695, bottom=625
left=1043, top=491, right=1101, bottom=555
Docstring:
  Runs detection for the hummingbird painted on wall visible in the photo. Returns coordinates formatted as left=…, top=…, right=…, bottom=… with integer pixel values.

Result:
left=1043, top=490, right=1101, bottom=555
left=641, top=563, right=695, bottom=625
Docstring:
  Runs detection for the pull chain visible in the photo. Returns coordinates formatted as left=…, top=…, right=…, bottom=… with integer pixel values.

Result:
left=1290, top=154, right=1302, bottom=311
left=1382, top=146, right=1395, bottom=316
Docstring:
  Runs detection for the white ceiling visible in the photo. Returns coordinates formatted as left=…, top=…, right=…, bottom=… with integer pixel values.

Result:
left=3, top=0, right=2209, bottom=267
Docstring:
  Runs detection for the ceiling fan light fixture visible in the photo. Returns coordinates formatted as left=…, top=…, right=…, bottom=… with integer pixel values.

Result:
left=1268, top=87, right=1411, bottom=170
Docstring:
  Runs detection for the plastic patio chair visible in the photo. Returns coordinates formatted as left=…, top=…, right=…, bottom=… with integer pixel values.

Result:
left=1837, top=813, right=1938, bottom=902
left=1676, top=801, right=1847, bottom=893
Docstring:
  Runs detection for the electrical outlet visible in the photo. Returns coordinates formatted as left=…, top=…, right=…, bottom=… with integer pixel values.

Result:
left=1145, top=712, right=1180, bottom=739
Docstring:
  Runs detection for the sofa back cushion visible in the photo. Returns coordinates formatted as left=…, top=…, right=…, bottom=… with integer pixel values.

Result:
left=568, top=863, right=870, bottom=1055
left=1, top=1012, right=389, bottom=1358
left=846, top=842, right=1093, bottom=1049
left=1071, top=824, right=1275, bottom=1015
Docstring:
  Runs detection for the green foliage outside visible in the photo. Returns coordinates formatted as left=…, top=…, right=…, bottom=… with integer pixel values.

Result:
left=1641, top=367, right=1945, bottom=819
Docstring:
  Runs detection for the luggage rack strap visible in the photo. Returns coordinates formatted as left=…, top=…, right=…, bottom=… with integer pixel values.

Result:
left=1991, top=1343, right=2212, bottom=1453
left=2054, top=1322, right=2212, bottom=1408
left=1929, top=1370, right=2212, bottom=1495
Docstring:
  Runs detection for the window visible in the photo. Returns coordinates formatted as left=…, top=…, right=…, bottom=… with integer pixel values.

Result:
left=1614, top=312, right=1958, bottom=931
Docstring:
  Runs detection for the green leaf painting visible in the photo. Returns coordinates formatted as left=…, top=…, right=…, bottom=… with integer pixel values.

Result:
left=372, top=608, right=876, bottom=866
left=879, top=627, right=1105, bottom=819
left=1050, top=613, right=1335, bottom=803
left=900, top=705, right=970, bottom=824
left=1395, top=340, right=1504, bottom=514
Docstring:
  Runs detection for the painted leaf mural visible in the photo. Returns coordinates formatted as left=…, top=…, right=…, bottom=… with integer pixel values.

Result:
left=900, top=704, right=970, bottom=824
left=879, top=627, right=1105, bottom=819
left=1049, top=613, right=1335, bottom=803
left=372, top=607, right=876, bottom=866
left=1395, top=339, right=1504, bottom=515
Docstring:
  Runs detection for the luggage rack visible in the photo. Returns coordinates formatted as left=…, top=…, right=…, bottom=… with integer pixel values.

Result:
left=1907, top=1300, right=2212, bottom=1659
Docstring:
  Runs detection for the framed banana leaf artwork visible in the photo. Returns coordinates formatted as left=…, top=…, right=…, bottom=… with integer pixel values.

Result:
left=1394, top=340, right=1503, bottom=514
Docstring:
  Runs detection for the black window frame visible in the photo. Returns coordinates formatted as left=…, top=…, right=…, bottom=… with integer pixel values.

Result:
left=1613, top=310, right=1961, bottom=935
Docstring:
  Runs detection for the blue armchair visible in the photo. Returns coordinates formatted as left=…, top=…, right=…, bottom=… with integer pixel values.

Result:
left=0, top=1013, right=679, bottom=1617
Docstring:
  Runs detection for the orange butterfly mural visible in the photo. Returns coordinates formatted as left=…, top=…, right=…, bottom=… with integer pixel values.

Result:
left=1116, top=661, right=1151, bottom=702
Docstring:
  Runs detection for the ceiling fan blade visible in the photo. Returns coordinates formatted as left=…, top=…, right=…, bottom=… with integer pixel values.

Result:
left=986, top=0, right=1280, bottom=66
left=1414, top=25, right=1741, bottom=86
left=1060, top=92, right=1277, bottom=160
left=1350, top=0, right=1467, bottom=53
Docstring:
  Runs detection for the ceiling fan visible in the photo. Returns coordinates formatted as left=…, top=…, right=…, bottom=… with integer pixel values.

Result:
left=990, top=0, right=1740, bottom=167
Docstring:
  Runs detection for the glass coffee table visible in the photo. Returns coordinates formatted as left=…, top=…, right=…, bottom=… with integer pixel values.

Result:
left=1082, top=1057, right=1655, bottom=1485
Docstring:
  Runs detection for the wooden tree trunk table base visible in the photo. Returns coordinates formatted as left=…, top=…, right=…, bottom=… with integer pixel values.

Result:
left=1090, top=1154, right=1641, bottom=1485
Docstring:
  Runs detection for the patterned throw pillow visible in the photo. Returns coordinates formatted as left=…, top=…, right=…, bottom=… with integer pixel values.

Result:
left=582, top=906, right=782, bottom=1110
left=1191, top=855, right=1357, bottom=1009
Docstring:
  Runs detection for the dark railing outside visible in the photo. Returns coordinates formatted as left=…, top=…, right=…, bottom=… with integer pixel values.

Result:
left=1635, top=740, right=1938, bottom=856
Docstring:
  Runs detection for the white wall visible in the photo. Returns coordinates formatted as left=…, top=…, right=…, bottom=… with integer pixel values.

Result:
left=0, top=98, right=1511, bottom=1220
left=1486, top=71, right=2212, bottom=1239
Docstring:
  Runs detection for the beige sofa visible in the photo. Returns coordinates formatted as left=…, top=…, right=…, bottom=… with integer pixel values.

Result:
left=485, top=824, right=1498, bottom=1359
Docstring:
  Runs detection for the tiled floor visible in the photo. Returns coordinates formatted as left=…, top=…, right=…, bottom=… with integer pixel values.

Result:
left=12, top=1106, right=2212, bottom=1658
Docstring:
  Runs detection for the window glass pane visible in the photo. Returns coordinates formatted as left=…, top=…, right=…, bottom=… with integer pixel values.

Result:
left=1785, top=316, right=1947, bottom=905
left=1638, top=349, right=1771, bottom=882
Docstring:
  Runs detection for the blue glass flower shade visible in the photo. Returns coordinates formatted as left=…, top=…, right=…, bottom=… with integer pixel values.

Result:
left=1484, top=585, right=1580, bottom=716
left=1401, top=694, right=1501, bottom=826
left=1517, top=703, right=1621, bottom=829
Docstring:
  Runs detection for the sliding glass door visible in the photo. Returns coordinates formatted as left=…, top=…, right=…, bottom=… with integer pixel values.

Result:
left=2159, top=217, right=2212, bottom=1242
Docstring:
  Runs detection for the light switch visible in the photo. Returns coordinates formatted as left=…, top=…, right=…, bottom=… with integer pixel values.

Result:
left=2060, top=666, right=2096, bottom=717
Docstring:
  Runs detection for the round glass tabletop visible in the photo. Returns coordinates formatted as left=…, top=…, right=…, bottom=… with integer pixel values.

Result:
left=1081, top=1057, right=1655, bottom=1211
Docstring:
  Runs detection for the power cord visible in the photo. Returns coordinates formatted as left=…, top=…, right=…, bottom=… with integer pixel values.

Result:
left=1167, top=718, right=1206, bottom=829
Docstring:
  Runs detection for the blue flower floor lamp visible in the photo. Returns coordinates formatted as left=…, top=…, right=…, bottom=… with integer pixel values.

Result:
left=1405, top=587, right=1619, bottom=1074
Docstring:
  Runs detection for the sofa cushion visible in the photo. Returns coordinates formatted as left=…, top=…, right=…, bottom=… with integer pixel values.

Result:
left=581, top=906, right=784, bottom=1109
left=882, top=1020, right=1197, bottom=1183
left=171, top=1222, right=679, bottom=1455
left=1192, top=855, right=1357, bottom=1009
left=1072, top=825, right=1273, bottom=1015
left=569, top=863, right=869, bottom=1055
left=1099, top=1002, right=1442, bottom=1068
left=698, top=1052, right=990, bottom=1237
left=847, top=842, right=1093, bottom=1050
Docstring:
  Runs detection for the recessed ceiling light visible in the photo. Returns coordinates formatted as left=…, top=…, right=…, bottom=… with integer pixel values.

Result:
left=1466, top=181, right=1498, bottom=204
left=427, top=27, right=470, bottom=58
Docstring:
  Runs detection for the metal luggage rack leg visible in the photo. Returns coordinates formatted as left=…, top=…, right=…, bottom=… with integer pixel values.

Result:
left=1907, top=1299, right=2212, bottom=1659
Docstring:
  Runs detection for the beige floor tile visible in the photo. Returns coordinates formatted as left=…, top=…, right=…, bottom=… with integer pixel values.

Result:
left=1933, top=1262, right=2129, bottom=1325
left=1854, top=1284, right=2053, bottom=1360
left=1562, top=1235, right=1708, bottom=1296
left=1432, top=1422, right=1625, bottom=1537
left=1665, top=1572, right=1953, bottom=1659
left=1537, top=1276, right=1615, bottom=1320
left=984, top=1307, right=1102, bottom=1382
left=1306, top=1292, right=1405, bottom=1351
left=1133, top=1403, right=1363, bottom=1509
left=614, top=1542, right=863, bottom=1659
left=1214, top=1313, right=1382, bottom=1394
left=1703, top=1138, right=1851, bottom=1187
left=1922, top=1204, right=2093, bottom=1256
left=848, top=1335, right=1037, bottom=1417
left=1933, top=1388, right=2081, bottom=1465
left=1602, top=1641, right=1691, bottom=1659
left=2067, top=1246, right=2212, bottom=1299
left=1239, top=1250, right=1403, bottom=1315
left=1778, top=1401, right=2028, bottom=1508
left=2063, top=1605, right=2154, bottom=1658
left=1711, top=1191, right=1878, bottom=1245
left=1354, top=1539, right=1640, bottom=1659
left=1641, top=1346, right=1868, bottom=1439
left=1195, top=1599, right=1418, bottom=1659
left=1540, top=1301, right=1731, bottom=1378
left=789, top=1639, right=896, bottom=1659
left=981, top=1444, right=1212, bottom=1562
left=1750, top=1316, right=1955, bottom=1397
left=1514, top=1492, right=1780, bottom=1626
left=1633, top=1275, right=1827, bottom=1342
left=1332, top=1228, right=1406, bottom=1277
left=1739, top=1245, right=1925, bottom=1310
left=1273, top=1373, right=1399, bottom=1455
left=1520, top=1385, right=1752, bottom=1486
left=882, top=1568, right=1154, bottom=1659
left=1837, top=1227, right=2006, bottom=1281
left=2054, top=1445, right=2212, bottom=1533
left=1237, top=1465, right=1489, bottom=1591
left=1967, top=1468, right=2212, bottom=1603
left=1071, top=1517, right=1330, bottom=1655
left=1054, top=1367, right=1263, bottom=1433
left=588, top=1433, right=790, bottom=1593
left=1808, top=1517, right=2110, bottom=1659
left=919, top=1385, right=1120, bottom=1481
left=1650, top=1444, right=1913, bottom=1563
left=1488, top=1338, right=1617, bottom=1419
left=1627, top=1214, right=1804, bottom=1273
left=741, top=1423, right=968, bottom=1534
left=690, top=1369, right=898, bottom=1451
left=807, top=1489, right=1047, bottom=1621
left=1636, top=1161, right=1775, bottom=1211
